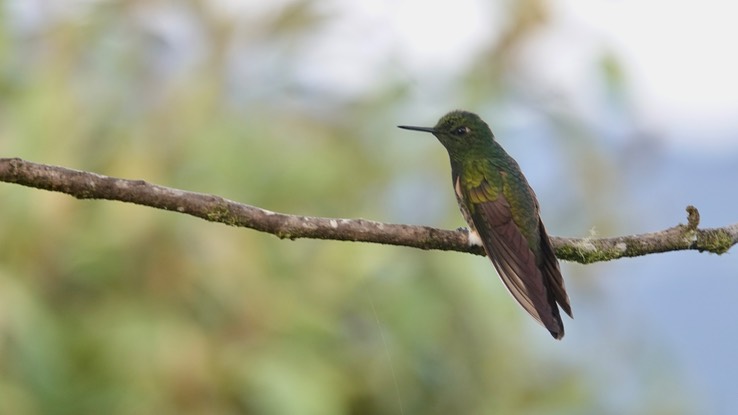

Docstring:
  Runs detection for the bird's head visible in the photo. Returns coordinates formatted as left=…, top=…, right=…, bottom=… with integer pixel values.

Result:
left=399, top=110, right=495, bottom=159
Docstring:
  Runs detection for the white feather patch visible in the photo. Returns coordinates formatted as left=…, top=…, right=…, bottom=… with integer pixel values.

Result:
left=467, top=228, right=483, bottom=247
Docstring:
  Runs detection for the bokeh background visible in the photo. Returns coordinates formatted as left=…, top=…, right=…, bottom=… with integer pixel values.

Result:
left=1, top=1, right=737, bottom=414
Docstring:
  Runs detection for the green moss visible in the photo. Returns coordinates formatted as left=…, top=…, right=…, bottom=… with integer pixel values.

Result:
left=698, top=229, right=734, bottom=254
left=555, top=242, right=625, bottom=264
left=275, top=231, right=294, bottom=240
left=206, top=203, right=239, bottom=226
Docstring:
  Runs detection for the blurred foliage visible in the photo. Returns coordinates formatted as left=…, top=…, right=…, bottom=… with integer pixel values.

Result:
left=0, top=1, right=694, bottom=414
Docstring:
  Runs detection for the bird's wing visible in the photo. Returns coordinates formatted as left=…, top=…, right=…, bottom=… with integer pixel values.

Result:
left=461, top=172, right=565, bottom=339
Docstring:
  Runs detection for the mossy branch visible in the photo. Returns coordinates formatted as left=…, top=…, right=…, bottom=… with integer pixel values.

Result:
left=1, top=157, right=736, bottom=264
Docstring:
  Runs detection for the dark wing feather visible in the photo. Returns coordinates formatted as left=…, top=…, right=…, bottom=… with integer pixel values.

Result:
left=538, top=220, right=572, bottom=318
left=464, top=176, right=566, bottom=339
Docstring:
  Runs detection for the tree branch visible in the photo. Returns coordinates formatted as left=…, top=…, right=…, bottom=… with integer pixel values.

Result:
left=1, top=157, right=735, bottom=263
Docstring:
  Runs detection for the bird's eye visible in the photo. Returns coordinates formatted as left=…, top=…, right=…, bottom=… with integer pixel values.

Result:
left=453, top=126, right=470, bottom=136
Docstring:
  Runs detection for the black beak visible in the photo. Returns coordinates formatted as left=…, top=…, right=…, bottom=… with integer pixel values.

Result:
left=398, top=125, right=436, bottom=133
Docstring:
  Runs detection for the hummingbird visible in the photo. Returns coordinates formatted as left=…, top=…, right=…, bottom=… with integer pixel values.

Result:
left=399, top=110, right=572, bottom=339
